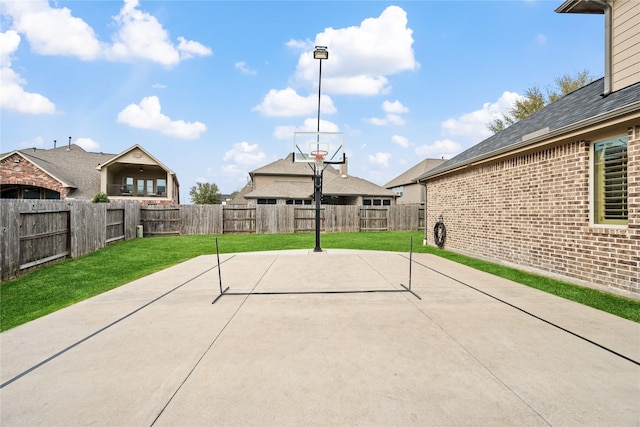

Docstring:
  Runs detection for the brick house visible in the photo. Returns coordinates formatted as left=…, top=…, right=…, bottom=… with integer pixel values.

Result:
left=230, top=153, right=397, bottom=206
left=1, top=144, right=179, bottom=205
left=418, top=0, right=639, bottom=297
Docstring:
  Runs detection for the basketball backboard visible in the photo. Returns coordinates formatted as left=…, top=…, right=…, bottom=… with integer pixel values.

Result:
left=293, top=132, right=345, bottom=164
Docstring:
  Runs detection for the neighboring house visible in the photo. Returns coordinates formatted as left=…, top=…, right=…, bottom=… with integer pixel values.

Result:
left=0, top=144, right=179, bottom=205
left=384, top=158, right=446, bottom=204
left=417, top=0, right=639, bottom=296
left=230, top=153, right=397, bottom=206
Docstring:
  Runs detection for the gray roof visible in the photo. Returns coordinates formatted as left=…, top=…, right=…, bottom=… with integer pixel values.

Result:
left=384, top=158, right=446, bottom=188
left=324, top=173, right=396, bottom=197
left=3, top=145, right=116, bottom=199
left=250, top=153, right=338, bottom=177
left=235, top=153, right=396, bottom=201
left=245, top=181, right=312, bottom=199
left=419, top=78, right=640, bottom=180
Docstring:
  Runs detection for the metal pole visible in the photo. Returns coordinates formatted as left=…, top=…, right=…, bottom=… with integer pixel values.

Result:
left=314, top=57, right=323, bottom=252
left=317, top=58, right=322, bottom=134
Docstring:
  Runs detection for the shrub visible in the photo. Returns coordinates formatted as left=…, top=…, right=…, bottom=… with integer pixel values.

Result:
left=92, top=192, right=110, bottom=203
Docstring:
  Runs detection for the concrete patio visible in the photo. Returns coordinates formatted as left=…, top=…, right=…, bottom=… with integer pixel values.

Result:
left=1, top=249, right=638, bottom=426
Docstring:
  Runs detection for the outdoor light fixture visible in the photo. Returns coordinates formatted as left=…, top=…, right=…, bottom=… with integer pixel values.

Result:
left=313, top=45, right=328, bottom=60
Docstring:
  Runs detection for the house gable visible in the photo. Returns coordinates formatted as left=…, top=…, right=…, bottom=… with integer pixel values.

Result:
left=98, top=144, right=174, bottom=175
left=1, top=145, right=116, bottom=199
left=0, top=152, right=71, bottom=199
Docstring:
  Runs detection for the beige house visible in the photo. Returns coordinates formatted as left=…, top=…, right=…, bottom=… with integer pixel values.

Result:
left=385, top=158, right=446, bottom=204
left=418, top=0, right=639, bottom=297
left=1, top=144, right=179, bottom=205
left=231, top=154, right=397, bottom=206
left=98, top=145, right=179, bottom=205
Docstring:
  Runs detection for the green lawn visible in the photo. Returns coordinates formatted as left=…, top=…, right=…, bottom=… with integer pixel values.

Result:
left=1, top=231, right=638, bottom=331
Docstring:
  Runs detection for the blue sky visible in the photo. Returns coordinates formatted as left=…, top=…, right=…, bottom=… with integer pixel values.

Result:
left=1, top=1, right=604, bottom=201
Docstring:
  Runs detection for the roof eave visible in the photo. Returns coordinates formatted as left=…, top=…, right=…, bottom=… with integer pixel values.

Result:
left=419, top=101, right=640, bottom=182
left=555, top=0, right=606, bottom=14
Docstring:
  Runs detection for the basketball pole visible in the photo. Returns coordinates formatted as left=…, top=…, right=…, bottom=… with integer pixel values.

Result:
left=313, top=46, right=327, bottom=253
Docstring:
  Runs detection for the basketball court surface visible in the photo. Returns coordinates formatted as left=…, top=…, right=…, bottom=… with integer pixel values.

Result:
left=1, top=249, right=639, bottom=426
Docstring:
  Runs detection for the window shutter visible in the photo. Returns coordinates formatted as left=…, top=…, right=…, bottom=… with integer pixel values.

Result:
left=602, top=143, right=627, bottom=220
left=594, top=137, right=627, bottom=224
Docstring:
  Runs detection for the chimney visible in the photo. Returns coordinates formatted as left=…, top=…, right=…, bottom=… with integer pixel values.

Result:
left=54, top=139, right=57, bottom=149
left=339, top=158, right=348, bottom=178
left=67, top=136, right=71, bottom=151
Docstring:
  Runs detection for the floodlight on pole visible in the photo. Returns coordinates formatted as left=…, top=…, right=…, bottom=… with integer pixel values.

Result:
left=313, top=46, right=327, bottom=253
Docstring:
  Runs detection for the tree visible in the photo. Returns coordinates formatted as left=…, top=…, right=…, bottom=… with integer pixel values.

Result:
left=189, top=181, right=221, bottom=204
left=487, top=70, right=595, bottom=134
left=92, top=192, right=110, bottom=203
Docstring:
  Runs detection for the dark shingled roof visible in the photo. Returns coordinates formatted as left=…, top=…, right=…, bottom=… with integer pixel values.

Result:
left=419, top=78, right=640, bottom=180
left=384, top=158, right=445, bottom=188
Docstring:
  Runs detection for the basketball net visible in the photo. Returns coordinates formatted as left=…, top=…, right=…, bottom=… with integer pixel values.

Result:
left=311, top=149, right=328, bottom=175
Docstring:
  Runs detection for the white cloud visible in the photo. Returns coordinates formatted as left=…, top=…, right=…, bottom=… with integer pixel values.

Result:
left=391, top=135, right=410, bottom=148
left=323, top=75, right=390, bottom=96
left=253, top=87, right=336, bottom=117
left=441, top=91, right=521, bottom=143
left=116, top=96, right=206, bottom=139
left=286, top=39, right=312, bottom=51
left=3, top=0, right=102, bottom=60
left=3, top=0, right=211, bottom=65
left=177, top=36, right=212, bottom=59
left=18, top=136, right=45, bottom=149
left=1, top=65, right=57, bottom=115
left=152, top=83, right=167, bottom=89
left=75, top=137, right=100, bottom=151
left=0, top=30, right=20, bottom=67
left=290, top=5, right=418, bottom=96
left=0, top=30, right=56, bottom=115
left=106, top=0, right=211, bottom=66
left=366, top=99, right=408, bottom=126
left=274, top=118, right=340, bottom=140
left=415, top=139, right=462, bottom=159
left=223, top=141, right=267, bottom=165
left=368, top=152, right=392, bottom=167
left=235, top=61, right=257, bottom=75
left=383, top=100, right=409, bottom=114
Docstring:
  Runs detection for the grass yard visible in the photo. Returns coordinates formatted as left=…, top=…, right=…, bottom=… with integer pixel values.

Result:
left=1, top=231, right=639, bottom=331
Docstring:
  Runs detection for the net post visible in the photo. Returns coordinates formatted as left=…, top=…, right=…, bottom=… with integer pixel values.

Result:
left=212, top=237, right=229, bottom=304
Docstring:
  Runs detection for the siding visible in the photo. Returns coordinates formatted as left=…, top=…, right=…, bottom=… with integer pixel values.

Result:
left=612, top=0, right=640, bottom=91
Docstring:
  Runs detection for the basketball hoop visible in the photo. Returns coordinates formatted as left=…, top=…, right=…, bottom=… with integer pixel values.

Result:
left=311, top=149, right=328, bottom=171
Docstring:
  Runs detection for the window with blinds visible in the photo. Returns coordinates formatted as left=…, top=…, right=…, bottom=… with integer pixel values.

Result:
left=593, top=136, right=628, bottom=225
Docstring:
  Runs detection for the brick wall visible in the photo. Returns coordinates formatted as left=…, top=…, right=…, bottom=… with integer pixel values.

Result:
left=0, top=154, right=70, bottom=198
left=425, top=126, right=639, bottom=296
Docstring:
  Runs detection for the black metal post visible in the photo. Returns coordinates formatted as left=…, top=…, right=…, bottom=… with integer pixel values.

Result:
left=314, top=173, right=322, bottom=252
left=314, top=54, right=324, bottom=252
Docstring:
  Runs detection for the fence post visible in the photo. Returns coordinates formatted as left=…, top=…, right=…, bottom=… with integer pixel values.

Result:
left=0, top=202, right=20, bottom=281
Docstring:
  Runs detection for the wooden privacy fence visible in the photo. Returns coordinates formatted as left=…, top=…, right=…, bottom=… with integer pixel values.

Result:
left=139, top=204, right=422, bottom=236
left=1, top=200, right=140, bottom=281
left=2, top=201, right=423, bottom=280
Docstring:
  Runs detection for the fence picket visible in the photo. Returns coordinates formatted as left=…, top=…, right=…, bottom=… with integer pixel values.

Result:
left=1, top=200, right=423, bottom=281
